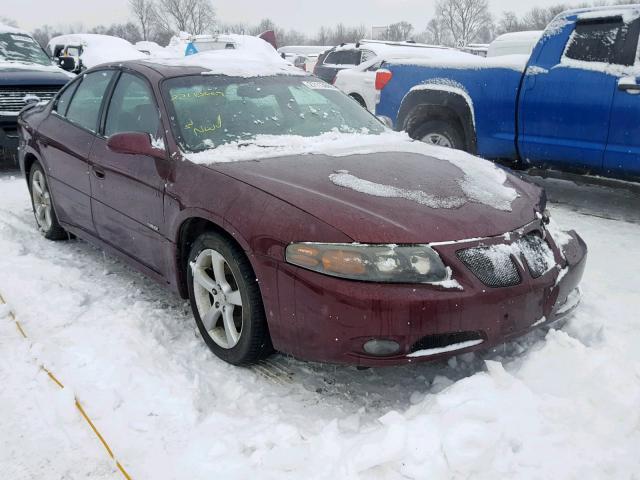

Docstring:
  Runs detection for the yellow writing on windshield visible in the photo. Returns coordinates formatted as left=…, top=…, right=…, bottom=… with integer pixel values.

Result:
left=172, top=90, right=225, bottom=101
left=185, top=115, right=223, bottom=136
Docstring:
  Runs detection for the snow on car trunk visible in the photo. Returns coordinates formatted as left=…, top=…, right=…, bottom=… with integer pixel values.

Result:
left=1, top=173, right=639, bottom=478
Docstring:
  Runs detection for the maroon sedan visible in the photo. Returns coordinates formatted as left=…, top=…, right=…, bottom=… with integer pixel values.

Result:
left=17, top=55, right=587, bottom=367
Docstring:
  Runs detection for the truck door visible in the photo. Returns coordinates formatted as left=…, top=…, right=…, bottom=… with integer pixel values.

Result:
left=519, top=17, right=632, bottom=172
left=604, top=19, right=640, bottom=178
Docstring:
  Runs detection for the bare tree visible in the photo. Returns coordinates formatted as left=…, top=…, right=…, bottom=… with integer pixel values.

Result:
left=129, top=0, right=157, bottom=40
left=154, top=0, right=215, bottom=35
left=497, top=11, right=521, bottom=34
left=419, top=17, right=452, bottom=46
left=92, top=22, right=142, bottom=43
left=0, top=16, right=18, bottom=27
left=435, top=0, right=493, bottom=46
left=520, top=6, right=565, bottom=30
left=386, top=21, right=414, bottom=41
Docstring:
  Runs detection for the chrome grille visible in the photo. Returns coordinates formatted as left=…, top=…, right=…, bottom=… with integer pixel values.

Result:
left=0, top=87, right=60, bottom=113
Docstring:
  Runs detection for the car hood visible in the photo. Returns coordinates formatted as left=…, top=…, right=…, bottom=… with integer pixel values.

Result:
left=208, top=149, right=544, bottom=244
left=0, top=65, right=71, bottom=86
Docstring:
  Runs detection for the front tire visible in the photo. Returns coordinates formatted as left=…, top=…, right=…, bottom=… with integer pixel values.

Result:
left=187, top=231, right=271, bottom=365
left=413, top=119, right=465, bottom=150
left=29, top=162, right=67, bottom=240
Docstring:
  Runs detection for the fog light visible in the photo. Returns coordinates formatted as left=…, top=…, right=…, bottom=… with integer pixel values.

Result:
left=363, top=339, right=401, bottom=357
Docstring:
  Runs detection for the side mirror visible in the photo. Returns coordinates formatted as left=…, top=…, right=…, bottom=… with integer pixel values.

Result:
left=58, top=56, right=76, bottom=72
left=107, top=132, right=165, bottom=158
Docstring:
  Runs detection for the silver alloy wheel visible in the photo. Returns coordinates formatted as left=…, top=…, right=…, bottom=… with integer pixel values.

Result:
left=192, top=249, right=244, bottom=349
left=31, top=169, right=53, bottom=233
left=421, top=132, right=453, bottom=148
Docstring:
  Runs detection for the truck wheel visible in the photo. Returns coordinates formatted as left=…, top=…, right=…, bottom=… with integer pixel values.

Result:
left=187, top=231, right=272, bottom=366
left=414, top=120, right=465, bottom=150
left=29, top=162, right=67, bottom=240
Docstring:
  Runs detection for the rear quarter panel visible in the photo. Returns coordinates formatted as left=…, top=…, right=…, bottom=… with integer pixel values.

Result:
left=377, top=59, right=528, bottom=159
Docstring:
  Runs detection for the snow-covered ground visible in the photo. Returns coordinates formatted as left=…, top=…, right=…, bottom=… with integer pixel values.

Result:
left=1, top=172, right=639, bottom=479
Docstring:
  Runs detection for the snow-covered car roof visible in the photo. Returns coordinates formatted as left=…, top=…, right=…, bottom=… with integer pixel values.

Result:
left=47, top=33, right=147, bottom=68
left=333, top=40, right=451, bottom=57
left=0, top=23, right=31, bottom=36
left=143, top=34, right=305, bottom=77
left=562, top=3, right=640, bottom=21
left=278, top=45, right=333, bottom=56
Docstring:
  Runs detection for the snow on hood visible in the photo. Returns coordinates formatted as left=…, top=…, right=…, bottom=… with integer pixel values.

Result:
left=47, top=34, right=147, bottom=68
left=145, top=34, right=302, bottom=77
left=0, top=60, right=73, bottom=76
left=185, top=130, right=519, bottom=212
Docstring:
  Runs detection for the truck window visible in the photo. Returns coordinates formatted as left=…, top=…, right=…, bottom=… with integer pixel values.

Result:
left=564, top=19, right=627, bottom=65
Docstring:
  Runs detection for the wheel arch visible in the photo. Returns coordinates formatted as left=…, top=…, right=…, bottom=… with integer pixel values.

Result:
left=397, top=87, right=477, bottom=154
left=348, top=92, right=367, bottom=108
left=174, top=214, right=251, bottom=299
left=23, top=152, right=41, bottom=186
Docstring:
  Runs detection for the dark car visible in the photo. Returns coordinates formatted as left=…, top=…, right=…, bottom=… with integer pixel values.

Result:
left=314, top=44, right=375, bottom=84
left=18, top=55, right=587, bottom=367
left=0, top=26, right=70, bottom=168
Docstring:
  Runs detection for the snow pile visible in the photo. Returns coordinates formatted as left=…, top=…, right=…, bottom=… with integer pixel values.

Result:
left=135, top=40, right=173, bottom=58
left=1, top=175, right=640, bottom=478
left=47, top=34, right=147, bottom=68
left=577, top=6, right=640, bottom=23
left=147, top=34, right=301, bottom=77
left=329, top=169, right=465, bottom=209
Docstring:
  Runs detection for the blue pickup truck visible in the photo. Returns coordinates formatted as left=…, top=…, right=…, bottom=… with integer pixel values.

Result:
left=376, top=5, right=640, bottom=180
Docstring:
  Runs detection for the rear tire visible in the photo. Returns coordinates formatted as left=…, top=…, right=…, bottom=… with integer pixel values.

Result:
left=187, top=231, right=272, bottom=365
left=29, top=162, right=67, bottom=240
left=413, top=119, right=465, bottom=151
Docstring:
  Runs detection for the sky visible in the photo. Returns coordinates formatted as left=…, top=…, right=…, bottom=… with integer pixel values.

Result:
left=5, top=0, right=573, bottom=34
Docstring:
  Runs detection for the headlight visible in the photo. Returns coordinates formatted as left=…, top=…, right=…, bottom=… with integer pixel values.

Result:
left=285, top=243, right=449, bottom=284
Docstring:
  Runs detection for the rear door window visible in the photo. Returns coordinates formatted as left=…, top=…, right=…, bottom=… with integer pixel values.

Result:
left=564, top=18, right=635, bottom=65
left=324, top=50, right=361, bottom=66
left=105, top=72, right=159, bottom=137
left=65, top=70, right=115, bottom=132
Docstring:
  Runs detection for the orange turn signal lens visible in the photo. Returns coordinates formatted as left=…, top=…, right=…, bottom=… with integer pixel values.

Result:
left=286, top=244, right=321, bottom=268
left=321, top=250, right=367, bottom=276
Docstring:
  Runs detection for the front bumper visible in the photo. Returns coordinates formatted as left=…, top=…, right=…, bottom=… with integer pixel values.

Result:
left=268, top=220, right=587, bottom=367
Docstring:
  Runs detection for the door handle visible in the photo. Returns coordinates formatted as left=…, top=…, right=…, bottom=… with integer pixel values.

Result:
left=92, top=166, right=105, bottom=179
left=618, top=77, right=640, bottom=94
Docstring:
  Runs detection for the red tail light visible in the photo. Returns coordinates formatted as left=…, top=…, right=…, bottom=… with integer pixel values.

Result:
left=375, top=69, right=393, bottom=91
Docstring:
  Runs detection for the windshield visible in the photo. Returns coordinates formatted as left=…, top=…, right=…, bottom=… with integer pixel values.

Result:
left=164, top=75, right=385, bottom=153
left=0, top=32, right=52, bottom=66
